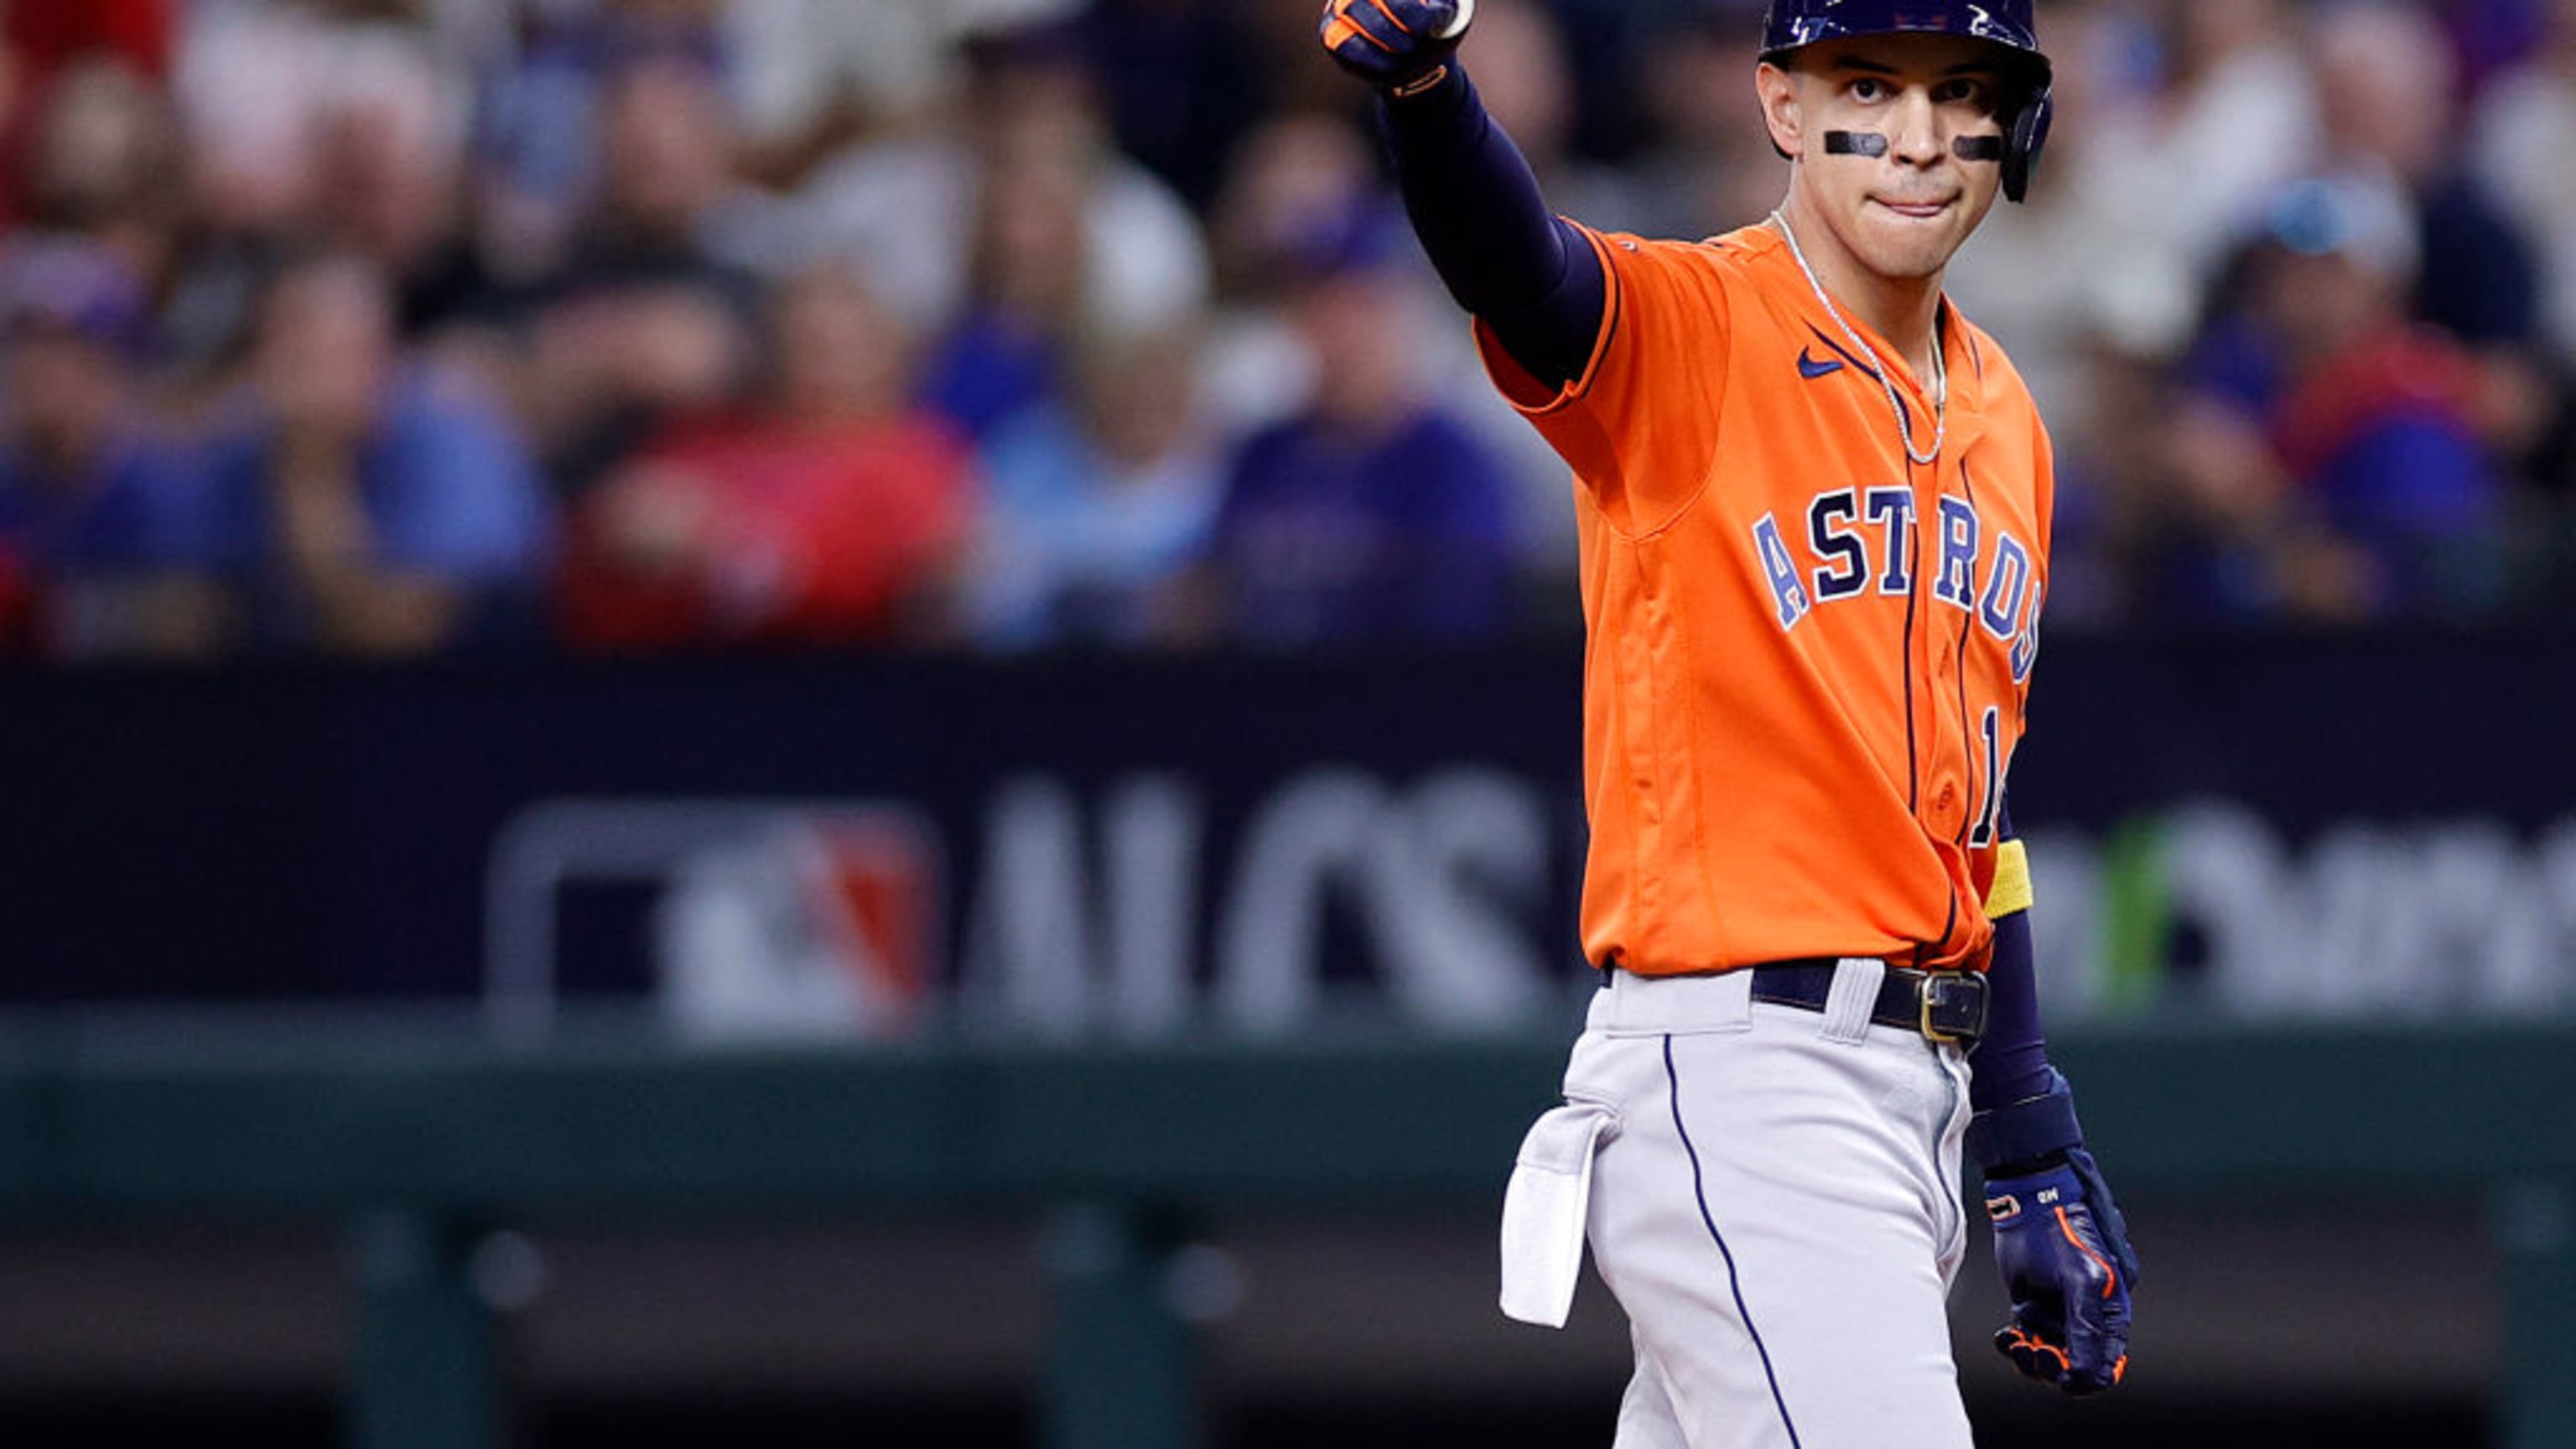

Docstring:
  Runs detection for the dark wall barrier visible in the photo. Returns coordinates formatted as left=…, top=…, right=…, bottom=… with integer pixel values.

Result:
left=3, top=629, right=2573, bottom=1027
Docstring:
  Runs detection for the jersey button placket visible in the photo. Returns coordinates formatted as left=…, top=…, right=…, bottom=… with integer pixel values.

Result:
left=1903, top=454, right=1935, bottom=833
left=1914, top=450, right=1967, bottom=842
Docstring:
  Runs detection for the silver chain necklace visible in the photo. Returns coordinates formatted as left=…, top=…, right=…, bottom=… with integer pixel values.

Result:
left=1771, top=208, right=1946, bottom=466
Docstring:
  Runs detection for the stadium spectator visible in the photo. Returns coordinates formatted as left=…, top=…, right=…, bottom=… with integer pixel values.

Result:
left=512, top=55, right=765, bottom=497
left=2312, top=3, right=2544, bottom=355
left=164, top=0, right=470, bottom=374
left=963, top=320, right=1223, bottom=651
left=0, top=0, right=2562, bottom=654
left=911, top=85, right=1102, bottom=442
left=468, top=0, right=729, bottom=288
left=2311, top=0, right=2563, bottom=578
left=1199, top=108, right=1561, bottom=613
left=185, top=251, right=553, bottom=655
left=303, top=34, right=488, bottom=345
left=10, top=55, right=179, bottom=294
left=796, top=15, right=1209, bottom=391
left=2085, top=0, right=2324, bottom=289
left=0, top=236, right=220, bottom=658
left=1200, top=112, right=1371, bottom=439
left=2471, top=0, right=2576, bottom=372
left=1192, top=199, right=1516, bottom=647
left=0, top=0, right=174, bottom=228
left=558, top=262, right=977, bottom=650
left=2153, top=175, right=2510, bottom=621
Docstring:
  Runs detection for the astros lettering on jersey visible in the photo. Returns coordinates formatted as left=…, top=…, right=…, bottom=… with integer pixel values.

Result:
left=1478, top=221, right=2051, bottom=976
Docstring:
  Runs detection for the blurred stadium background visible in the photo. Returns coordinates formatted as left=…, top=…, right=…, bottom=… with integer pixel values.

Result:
left=1, top=0, right=2574, bottom=1446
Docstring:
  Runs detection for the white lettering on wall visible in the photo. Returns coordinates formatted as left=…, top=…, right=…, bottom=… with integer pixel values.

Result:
left=955, top=783, right=2576, bottom=1035
left=965, top=767, right=1554, bottom=1039
left=2052, top=801, right=2576, bottom=1021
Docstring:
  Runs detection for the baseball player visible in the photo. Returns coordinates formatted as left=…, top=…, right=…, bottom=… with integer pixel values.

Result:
left=1319, top=1, right=2138, bottom=1442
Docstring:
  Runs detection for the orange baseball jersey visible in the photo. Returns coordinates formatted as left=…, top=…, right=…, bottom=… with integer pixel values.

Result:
left=1478, top=221, right=2053, bottom=976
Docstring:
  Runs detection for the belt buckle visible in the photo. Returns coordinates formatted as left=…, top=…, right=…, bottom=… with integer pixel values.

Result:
left=1917, top=972, right=1987, bottom=1046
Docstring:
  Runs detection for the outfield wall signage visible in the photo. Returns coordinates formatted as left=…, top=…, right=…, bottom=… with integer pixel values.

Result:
left=1, top=634, right=2568, bottom=1032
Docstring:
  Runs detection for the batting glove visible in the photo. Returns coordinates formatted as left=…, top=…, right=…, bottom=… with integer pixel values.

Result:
left=1970, top=1072, right=2141, bottom=1397
left=1319, top=0, right=1475, bottom=98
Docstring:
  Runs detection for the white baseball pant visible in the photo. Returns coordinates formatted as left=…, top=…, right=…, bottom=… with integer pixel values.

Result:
left=1502, top=958, right=1977, bottom=1448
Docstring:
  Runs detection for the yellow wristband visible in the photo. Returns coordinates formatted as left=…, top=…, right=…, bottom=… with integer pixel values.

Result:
left=1984, top=839, right=2034, bottom=920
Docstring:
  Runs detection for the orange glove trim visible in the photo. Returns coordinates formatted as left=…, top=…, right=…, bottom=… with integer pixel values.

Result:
left=2054, top=1205, right=2121, bottom=1301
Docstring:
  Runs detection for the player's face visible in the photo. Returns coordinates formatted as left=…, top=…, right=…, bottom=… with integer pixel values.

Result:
left=1758, top=34, right=2011, bottom=283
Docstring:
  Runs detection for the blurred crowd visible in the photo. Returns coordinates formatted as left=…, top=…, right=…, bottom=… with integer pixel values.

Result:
left=0, top=0, right=2571, bottom=662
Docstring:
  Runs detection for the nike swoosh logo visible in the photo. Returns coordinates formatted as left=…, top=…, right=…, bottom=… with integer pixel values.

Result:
left=1798, top=348, right=1846, bottom=380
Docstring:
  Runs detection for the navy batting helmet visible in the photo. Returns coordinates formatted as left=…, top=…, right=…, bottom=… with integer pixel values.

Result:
left=1758, top=0, right=2055, bottom=202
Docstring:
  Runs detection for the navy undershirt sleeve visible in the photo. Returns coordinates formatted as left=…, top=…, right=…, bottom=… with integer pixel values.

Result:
left=1970, top=905, right=2051, bottom=1112
left=1374, top=68, right=1607, bottom=392
left=1968, top=802, right=2054, bottom=1113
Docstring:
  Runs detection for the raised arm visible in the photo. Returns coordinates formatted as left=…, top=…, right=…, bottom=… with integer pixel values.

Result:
left=1319, top=0, right=1607, bottom=392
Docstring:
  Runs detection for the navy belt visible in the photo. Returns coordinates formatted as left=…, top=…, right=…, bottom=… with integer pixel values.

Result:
left=1748, top=960, right=1988, bottom=1049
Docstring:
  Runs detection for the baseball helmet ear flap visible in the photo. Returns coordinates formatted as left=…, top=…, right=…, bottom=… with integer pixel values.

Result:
left=2002, top=83, right=2053, bottom=203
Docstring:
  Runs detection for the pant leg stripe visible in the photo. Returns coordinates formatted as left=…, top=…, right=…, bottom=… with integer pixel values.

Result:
left=1665, top=1033, right=1805, bottom=1449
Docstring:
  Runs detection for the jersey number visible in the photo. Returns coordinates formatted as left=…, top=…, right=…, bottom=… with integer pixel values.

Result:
left=1970, top=705, right=2005, bottom=847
